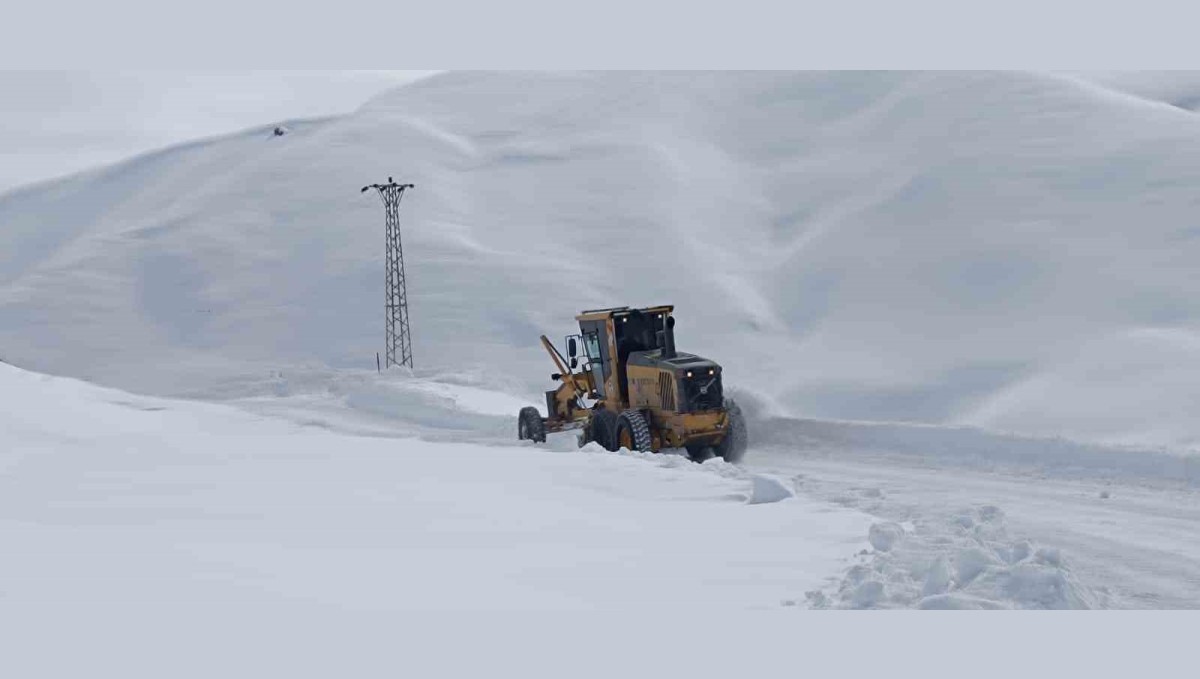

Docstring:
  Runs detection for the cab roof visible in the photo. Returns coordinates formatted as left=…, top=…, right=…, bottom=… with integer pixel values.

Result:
left=576, top=304, right=674, bottom=322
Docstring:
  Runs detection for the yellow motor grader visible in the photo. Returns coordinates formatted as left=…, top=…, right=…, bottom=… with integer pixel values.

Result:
left=516, top=305, right=747, bottom=463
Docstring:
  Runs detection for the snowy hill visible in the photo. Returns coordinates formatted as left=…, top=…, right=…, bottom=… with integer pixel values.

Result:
left=5, top=71, right=1200, bottom=448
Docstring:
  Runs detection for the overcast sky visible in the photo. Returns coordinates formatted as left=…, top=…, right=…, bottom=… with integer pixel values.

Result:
left=0, top=71, right=433, bottom=194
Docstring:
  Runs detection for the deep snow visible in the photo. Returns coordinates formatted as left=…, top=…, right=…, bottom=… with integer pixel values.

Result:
left=211, top=366, right=1200, bottom=608
left=8, top=72, right=1200, bottom=449
left=0, top=361, right=873, bottom=612
left=12, top=358, right=1186, bottom=610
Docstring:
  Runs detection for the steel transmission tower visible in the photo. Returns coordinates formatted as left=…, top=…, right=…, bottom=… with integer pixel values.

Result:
left=361, top=177, right=416, bottom=369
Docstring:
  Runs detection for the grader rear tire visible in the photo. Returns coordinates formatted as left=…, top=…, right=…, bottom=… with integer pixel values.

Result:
left=615, top=410, right=652, bottom=452
left=518, top=406, right=547, bottom=443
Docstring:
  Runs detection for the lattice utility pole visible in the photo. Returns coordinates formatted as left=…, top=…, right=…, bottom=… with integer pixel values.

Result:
left=361, top=177, right=416, bottom=369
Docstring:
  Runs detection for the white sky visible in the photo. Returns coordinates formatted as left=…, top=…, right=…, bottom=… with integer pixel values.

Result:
left=0, top=71, right=434, bottom=194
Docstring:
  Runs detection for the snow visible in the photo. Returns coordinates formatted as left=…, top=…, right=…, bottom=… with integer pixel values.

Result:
left=9, top=72, right=1200, bottom=449
left=815, top=501, right=1100, bottom=609
left=0, top=361, right=872, bottom=613
left=754, top=424, right=1200, bottom=608
left=5, top=71, right=1200, bottom=613
left=14, top=352, right=1184, bottom=612
left=400, top=378, right=534, bottom=417
left=0, top=71, right=434, bottom=193
left=12, top=350, right=1189, bottom=611
left=748, top=473, right=794, bottom=504
left=867, top=521, right=905, bottom=552
left=1070, top=71, right=1200, bottom=113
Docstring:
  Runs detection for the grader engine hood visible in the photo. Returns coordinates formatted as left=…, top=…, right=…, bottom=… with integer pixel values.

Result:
left=669, top=355, right=724, bottom=412
left=627, top=350, right=724, bottom=413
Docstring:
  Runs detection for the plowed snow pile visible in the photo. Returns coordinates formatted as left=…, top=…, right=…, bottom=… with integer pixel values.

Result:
left=7, top=72, right=1200, bottom=449
left=811, top=507, right=1101, bottom=609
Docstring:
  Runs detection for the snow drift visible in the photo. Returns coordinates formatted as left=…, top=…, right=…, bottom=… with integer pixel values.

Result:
left=5, top=72, right=1200, bottom=448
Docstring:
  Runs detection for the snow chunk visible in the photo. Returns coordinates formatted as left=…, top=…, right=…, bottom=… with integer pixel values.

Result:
left=868, top=522, right=905, bottom=552
left=922, top=556, right=952, bottom=597
left=955, top=546, right=1000, bottom=585
left=851, top=580, right=886, bottom=608
left=746, top=474, right=794, bottom=505
left=971, top=561, right=1098, bottom=609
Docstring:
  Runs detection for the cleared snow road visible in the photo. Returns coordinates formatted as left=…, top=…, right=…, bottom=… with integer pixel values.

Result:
left=748, top=434, right=1200, bottom=609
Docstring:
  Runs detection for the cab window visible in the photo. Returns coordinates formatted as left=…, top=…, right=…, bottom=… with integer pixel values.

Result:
left=584, top=332, right=602, bottom=361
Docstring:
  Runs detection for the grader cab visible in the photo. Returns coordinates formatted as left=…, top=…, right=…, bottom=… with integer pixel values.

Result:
left=516, top=305, right=748, bottom=463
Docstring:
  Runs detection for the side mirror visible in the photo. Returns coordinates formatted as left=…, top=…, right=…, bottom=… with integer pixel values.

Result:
left=667, top=316, right=675, bottom=329
left=568, top=337, right=578, bottom=358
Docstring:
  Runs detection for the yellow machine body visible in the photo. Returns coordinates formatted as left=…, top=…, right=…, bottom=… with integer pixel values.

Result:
left=526, top=305, right=743, bottom=460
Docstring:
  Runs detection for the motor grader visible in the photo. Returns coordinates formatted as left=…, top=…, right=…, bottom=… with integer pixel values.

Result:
left=516, top=305, right=747, bottom=463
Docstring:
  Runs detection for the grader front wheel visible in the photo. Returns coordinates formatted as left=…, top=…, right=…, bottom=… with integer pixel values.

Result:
left=686, top=445, right=712, bottom=463
left=590, top=408, right=619, bottom=451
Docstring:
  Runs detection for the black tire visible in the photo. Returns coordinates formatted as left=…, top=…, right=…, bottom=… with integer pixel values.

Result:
left=591, top=408, right=619, bottom=451
left=686, top=445, right=712, bottom=463
left=714, top=399, right=748, bottom=463
left=518, top=406, right=547, bottom=443
left=615, top=410, right=653, bottom=452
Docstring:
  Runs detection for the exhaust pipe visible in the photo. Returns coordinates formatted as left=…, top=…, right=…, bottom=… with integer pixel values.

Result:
left=660, top=314, right=677, bottom=359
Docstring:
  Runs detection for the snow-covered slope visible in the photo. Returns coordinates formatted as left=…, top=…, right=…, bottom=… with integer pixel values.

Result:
left=0, top=360, right=872, bottom=612
left=1072, top=71, right=1200, bottom=112
left=207, top=361, right=1196, bottom=608
left=6, top=71, right=1200, bottom=448
left=12, top=359, right=1173, bottom=610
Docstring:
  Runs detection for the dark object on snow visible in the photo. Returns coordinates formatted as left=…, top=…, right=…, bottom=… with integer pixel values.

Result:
left=272, top=126, right=288, bottom=137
